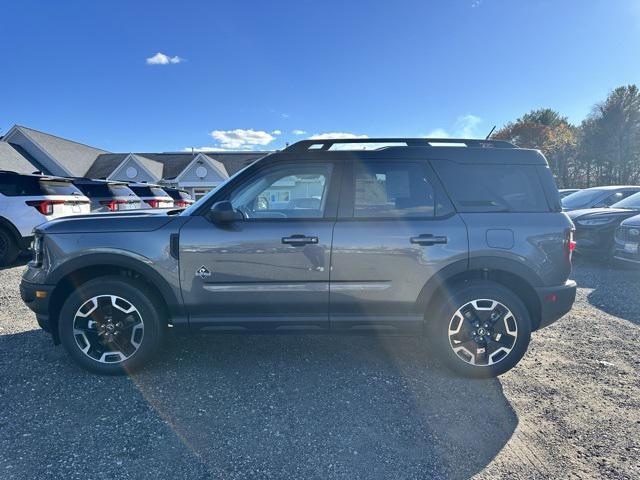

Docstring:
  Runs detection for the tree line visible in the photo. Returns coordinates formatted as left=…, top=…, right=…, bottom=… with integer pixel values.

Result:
left=491, top=85, right=640, bottom=188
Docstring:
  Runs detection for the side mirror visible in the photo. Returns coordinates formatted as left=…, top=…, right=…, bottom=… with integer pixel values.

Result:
left=206, top=201, right=241, bottom=223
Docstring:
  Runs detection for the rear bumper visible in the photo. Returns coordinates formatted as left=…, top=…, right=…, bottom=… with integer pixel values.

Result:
left=20, top=279, right=55, bottom=332
left=534, top=280, right=577, bottom=330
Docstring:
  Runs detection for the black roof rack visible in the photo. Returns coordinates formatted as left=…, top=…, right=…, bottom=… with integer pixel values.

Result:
left=283, top=137, right=515, bottom=153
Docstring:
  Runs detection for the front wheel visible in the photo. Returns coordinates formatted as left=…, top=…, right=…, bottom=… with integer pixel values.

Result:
left=426, top=280, right=532, bottom=378
left=58, top=276, right=165, bottom=375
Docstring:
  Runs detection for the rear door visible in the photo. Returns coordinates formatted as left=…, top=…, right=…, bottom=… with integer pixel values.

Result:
left=329, top=159, right=468, bottom=334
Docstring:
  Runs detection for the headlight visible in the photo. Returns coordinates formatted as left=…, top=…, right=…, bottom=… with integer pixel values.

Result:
left=576, top=217, right=615, bottom=226
left=31, top=234, right=44, bottom=266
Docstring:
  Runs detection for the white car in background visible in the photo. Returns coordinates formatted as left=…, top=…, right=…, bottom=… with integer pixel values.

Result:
left=0, top=171, right=91, bottom=265
left=127, top=183, right=174, bottom=209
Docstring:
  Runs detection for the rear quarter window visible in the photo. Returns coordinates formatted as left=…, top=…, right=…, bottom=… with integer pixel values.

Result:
left=432, top=162, right=550, bottom=213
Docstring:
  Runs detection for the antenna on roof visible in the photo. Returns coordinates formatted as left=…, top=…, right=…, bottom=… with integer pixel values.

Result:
left=191, top=147, right=195, bottom=156
left=485, top=125, right=496, bottom=140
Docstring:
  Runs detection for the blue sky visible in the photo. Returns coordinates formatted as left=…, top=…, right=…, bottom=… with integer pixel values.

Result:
left=1, top=0, right=639, bottom=152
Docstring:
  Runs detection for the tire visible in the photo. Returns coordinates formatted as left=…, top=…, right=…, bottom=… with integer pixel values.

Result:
left=58, top=276, right=165, bottom=375
left=426, top=280, right=532, bottom=378
left=0, top=228, right=19, bottom=267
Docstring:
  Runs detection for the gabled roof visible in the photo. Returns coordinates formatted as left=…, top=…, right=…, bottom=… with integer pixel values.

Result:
left=9, top=125, right=109, bottom=177
left=133, top=153, right=199, bottom=179
left=0, top=142, right=42, bottom=174
left=85, top=153, right=129, bottom=179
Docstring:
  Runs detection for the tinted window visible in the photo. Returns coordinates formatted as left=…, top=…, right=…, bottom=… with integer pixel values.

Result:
left=561, top=188, right=607, bottom=209
left=353, top=162, right=435, bottom=218
left=612, top=191, right=640, bottom=209
left=230, top=164, right=332, bottom=219
left=40, top=180, right=82, bottom=196
left=75, top=183, right=111, bottom=197
left=0, top=176, right=81, bottom=196
left=166, top=189, right=192, bottom=201
left=109, top=184, right=137, bottom=197
left=433, top=162, right=549, bottom=212
left=130, top=186, right=168, bottom=197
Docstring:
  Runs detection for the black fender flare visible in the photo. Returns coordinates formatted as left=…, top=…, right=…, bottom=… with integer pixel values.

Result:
left=415, top=256, right=543, bottom=312
left=48, top=252, right=186, bottom=321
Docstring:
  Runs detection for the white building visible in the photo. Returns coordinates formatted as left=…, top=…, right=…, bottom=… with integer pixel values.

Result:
left=0, top=125, right=268, bottom=199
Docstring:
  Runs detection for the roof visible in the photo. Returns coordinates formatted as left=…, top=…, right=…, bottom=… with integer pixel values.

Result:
left=85, top=153, right=129, bottom=179
left=0, top=142, right=43, bottom=174
left=13, top=125, right=109, bottom=177
left=200, top=152, right=268, bottom=175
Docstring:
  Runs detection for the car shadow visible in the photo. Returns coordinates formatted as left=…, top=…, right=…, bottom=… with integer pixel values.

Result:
left=571, top=256, right=640, bottom=325
left=1, top=329, right=517, bottom=479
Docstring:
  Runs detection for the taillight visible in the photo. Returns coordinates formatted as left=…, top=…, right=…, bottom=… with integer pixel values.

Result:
left=566, top=229, right=576, bottom=259
left=174, top=200, right=192, bottom=208
left=99, top=199, right=128, bottom=211
left=145, top=199, right=159, bottom=208
left=25, top=200, right=64, bottom=215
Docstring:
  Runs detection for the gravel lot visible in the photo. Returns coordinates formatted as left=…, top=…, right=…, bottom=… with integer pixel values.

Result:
left=1, top=257, right=639, bottom=479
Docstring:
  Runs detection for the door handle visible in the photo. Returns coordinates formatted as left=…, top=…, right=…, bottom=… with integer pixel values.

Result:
left=410, top=234, right=448, bottom=246
left=282, top=234, right=319, bottom=246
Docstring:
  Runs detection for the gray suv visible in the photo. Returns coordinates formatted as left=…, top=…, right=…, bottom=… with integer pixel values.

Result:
left=20, top=138, right=577, bottom=377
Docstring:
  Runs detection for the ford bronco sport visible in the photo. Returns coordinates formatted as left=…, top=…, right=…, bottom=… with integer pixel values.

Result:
left=20, top=138, right=577, bottom=377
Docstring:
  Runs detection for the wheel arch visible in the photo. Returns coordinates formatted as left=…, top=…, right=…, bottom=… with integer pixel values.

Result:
left=417, top=257, right=543, bottom=330
left=0, top=216, right=21, bottom=243
left=47, top=253, right=186, bottom=343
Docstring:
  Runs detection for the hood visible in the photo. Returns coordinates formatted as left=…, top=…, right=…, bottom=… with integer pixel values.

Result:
left=35, top=209, right=180, bottom=234
left=567, top=207, right=637, bottom=220
left=621, top=213, right=640, bottom=228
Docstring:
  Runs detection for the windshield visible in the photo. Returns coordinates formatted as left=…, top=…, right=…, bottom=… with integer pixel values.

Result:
left=611, top=191, right=640, bottom=209
left=561, top=189, right=606, bottom=209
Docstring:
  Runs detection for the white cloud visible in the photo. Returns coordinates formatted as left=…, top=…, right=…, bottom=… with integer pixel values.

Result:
left=425, top=114, right=483, bottom=139
left=271, top=130, right=282, bottom=135
left=471, top=0, right=482, bottom=7
left=146, top=52, right=184, bottom=65
left=292, top=129, right=307, bottom=135
left=310, top=132, right=369, bottom=140
left=209, top=129, right=275, bottom=149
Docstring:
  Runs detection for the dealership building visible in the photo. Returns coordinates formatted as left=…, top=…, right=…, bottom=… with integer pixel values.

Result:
left=0, top=125, right=268, bottom=200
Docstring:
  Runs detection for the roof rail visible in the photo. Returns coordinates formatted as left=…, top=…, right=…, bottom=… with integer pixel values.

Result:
left=283, top=137, right=515, bottom=152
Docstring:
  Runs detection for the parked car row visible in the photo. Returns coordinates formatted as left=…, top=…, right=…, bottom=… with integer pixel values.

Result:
left=0, top=170, right=194, bottom=265
left=561, top=185, right=640, bottom=266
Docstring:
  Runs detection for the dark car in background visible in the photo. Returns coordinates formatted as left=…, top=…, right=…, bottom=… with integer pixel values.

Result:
left=567, top=191, right=640, bottom=259
left=614, top=214, right=640, bottom=266
left=559, top=188, right=581, bottom=199
left=72, top=178, right=142, bottom=212
left=127, top=183, right=173, bottom=209
left=561, top=185, right=640, bottom=211
left=163, top=187, right=194, bottom=208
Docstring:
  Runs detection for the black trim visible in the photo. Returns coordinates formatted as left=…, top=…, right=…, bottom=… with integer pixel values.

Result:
left=46, top=253, right=186, bottom=322
left=534, top=280, right=576, bottom=329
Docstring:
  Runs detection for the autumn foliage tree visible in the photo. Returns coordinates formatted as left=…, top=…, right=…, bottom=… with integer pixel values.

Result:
left=492, top=86, right=640, bottom=188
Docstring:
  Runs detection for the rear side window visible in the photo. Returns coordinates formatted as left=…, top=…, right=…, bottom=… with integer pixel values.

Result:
left=130, top=186, right=168, bottom=197
left=108, top=184, right=136, bottom=197
left=353, top=161, right=436, bottom=218
left=432, top=162, right=549, bottom=213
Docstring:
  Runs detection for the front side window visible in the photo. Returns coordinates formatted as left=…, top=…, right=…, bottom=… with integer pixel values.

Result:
left=230, top=164, right=332, bottom=219
left=353, top=161, right=436, bottom=218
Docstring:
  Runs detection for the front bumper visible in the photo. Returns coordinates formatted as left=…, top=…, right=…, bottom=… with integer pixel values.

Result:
left=20, top=279, right=55, bottom=333
left=573, top=226, right=615, bottom=255
left=534, top=280, right=577, bottom=330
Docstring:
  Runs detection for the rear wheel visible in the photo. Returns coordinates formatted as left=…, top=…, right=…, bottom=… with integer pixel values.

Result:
left=58, top=276, right=165, bottom=375
left=427, top=280, right=532, bottom=378
left=0, top=228, right=19, bottom=266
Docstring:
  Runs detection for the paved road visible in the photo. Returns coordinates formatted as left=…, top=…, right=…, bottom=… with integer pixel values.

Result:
left=0, top=257, right=638, bottom=479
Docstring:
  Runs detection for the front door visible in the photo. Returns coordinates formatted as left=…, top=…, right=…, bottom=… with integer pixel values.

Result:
left=179, top=160, right=341, bottom=331
left=329, top=159, right=468, bottom=333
